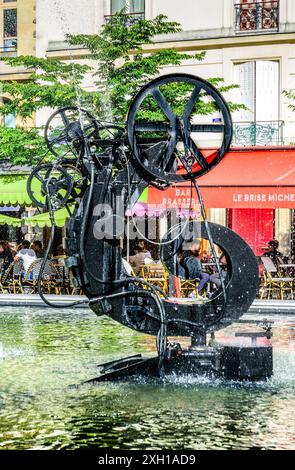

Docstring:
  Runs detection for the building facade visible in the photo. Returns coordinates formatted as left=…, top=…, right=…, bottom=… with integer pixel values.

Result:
left=1, top=0, right=295, bottom=255
left=42, top=0, right=295, bottom=146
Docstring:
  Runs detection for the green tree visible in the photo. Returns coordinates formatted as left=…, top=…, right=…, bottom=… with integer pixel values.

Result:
left=0, top=11, right=243, bottom=165
left=69, top=12, right=243, bottom=121
left=0, top=58, right=90, bottom=164
left=0, top=127, right=47, bottom=165
left=283, top=89, right=295, bottom=112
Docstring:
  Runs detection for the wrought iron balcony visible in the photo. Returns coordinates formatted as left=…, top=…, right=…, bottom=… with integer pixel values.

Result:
left=234, top=1, right=279, bottom=33
left=232, top=121, right=284, bottom=146
left=104, top=11, right=145, bottom=25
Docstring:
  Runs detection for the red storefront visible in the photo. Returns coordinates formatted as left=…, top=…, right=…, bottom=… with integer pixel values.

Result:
left=145, top=147, right=295, bottom=255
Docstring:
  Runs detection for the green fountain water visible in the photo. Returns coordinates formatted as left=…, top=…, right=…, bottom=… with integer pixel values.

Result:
left=0, top=307, right=294, bottom=450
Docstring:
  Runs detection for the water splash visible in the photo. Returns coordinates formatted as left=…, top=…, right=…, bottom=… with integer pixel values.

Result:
left=0, top=307, right=294, bottom=449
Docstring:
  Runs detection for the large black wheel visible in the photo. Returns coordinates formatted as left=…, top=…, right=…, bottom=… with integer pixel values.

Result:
left=44, top=106, right=99, bottom=158
left=127, top=74, right=233, bottom=188
left=27, top=164, right=73, bottom=210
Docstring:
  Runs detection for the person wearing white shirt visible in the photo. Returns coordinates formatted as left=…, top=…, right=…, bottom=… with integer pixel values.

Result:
left=15, top=240, right=37, bottom=273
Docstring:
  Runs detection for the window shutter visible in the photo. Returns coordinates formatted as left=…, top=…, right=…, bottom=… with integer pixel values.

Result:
left=234, top=61, right=255, bottom=122
left=256, top=60, right=279, bottom=121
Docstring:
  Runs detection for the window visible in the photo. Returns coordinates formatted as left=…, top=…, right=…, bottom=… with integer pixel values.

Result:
left=111, top=0, right=144, bottom=14
left=1, top=98, right=16, bottom=128
left=4, top=112, right=16, bottom=128
left=233, top=60, right=283, bottom=145
left=106, top=1, right=145, bottom=23
left=0, top=2, right=17, bottom=52
left=234, top=60, right=279, bottom=122
left=234, top=1, right=279, bottom=33
left=4, top=9, right=17, bottom=36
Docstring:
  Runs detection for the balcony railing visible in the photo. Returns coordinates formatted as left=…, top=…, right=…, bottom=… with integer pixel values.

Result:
left=232, top=121, right=284, bottom=146
left=104, top=11, right=145, bottom=25
left=234, top=1, right=279, bottom=33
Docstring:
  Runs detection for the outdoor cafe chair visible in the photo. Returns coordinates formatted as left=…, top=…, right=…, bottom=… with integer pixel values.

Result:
left=180, top=278, right=198, bottom=298
left=179, top=278, right=210, bottom=299
left=260, top=256, right=294, bottom=300
left=23, top=259, right=61, bottom=294
left=141, top=263, right=169, bottom=296
left=50, top=257, right=72, bottom=295
left=51, top=256, right=85, bottom=295
left=0, top=259, right=24, bottom=294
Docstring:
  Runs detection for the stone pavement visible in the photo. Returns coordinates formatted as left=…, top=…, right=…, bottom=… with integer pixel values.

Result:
left=0, top=293, right=294, bottom=313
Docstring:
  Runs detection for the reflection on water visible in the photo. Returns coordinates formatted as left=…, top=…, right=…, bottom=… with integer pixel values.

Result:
left=0, top=307, right=294, bottom=450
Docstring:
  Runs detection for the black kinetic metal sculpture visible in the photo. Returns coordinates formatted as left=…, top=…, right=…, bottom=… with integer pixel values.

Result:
left=27, top=74, right=273, bottom=382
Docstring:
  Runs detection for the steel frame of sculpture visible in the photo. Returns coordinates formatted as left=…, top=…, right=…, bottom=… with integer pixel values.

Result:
left=27, top=73, right=273, bottom=382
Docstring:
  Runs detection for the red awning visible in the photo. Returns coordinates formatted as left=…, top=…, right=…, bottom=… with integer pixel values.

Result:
left=147, top=147, right=295, bottom=209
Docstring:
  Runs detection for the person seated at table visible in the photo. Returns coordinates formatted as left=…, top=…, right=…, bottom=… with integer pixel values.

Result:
left=122, top=258, right=134, bottom=276
left=31, top=240, right=45, bottom=259
left=137, top=240, right=152, bottom=258
left=129, top=241, right=153, bottom=275
left=56, top=244, right=66, bottom=257
left=210, top=254, right=228, bottom=290
left=52, top=244, right=69, bottom=279
left=263, top=239, right=286, bottom=267
left=179, top=241, right=210, bottom=299
left=200, top=249, right=216, bottom=275
left=200, top=250, right=210, bottom=262
left=7, top=241, right=17, bottom=257
left=0, top=241, right=13, bottom=276
left=14, top=240, right=37, bottom=274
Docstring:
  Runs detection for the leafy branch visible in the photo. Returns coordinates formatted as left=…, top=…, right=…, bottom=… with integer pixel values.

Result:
left=0, top=11, right=245, bottom=164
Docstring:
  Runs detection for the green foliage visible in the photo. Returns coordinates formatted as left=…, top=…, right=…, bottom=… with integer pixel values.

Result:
left=283, top=89, right=295, bottom=112
left=0, top=57, right=90, bottom=118
left=0, top=11, right=244, bottom=164
left=0, top=127, right=47, bottom=165
left=69, top=13, right=183, bottom=64
left=0, top=54, right=93, bottom=165
left=69, top=12, right=243, bottom=121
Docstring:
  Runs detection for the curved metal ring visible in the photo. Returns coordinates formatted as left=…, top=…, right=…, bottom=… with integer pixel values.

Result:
left=27, top=164, right=73, bottom=210
left=79, top=208, right=259, bottom=336
left=127, top=73, right=233, bottom=188
left=160, top=221, right=259, bottom=334
left=44, top=106, right=99, bottom=158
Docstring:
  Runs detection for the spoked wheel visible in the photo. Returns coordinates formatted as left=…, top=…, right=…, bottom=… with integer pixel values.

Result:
left=27, top=164, right=73, bottom=210
left=127, top=74, right=233, bottom=188
left=45, top=106, right=99, bottom=158
left=62, top=163, right=88, bottom=202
